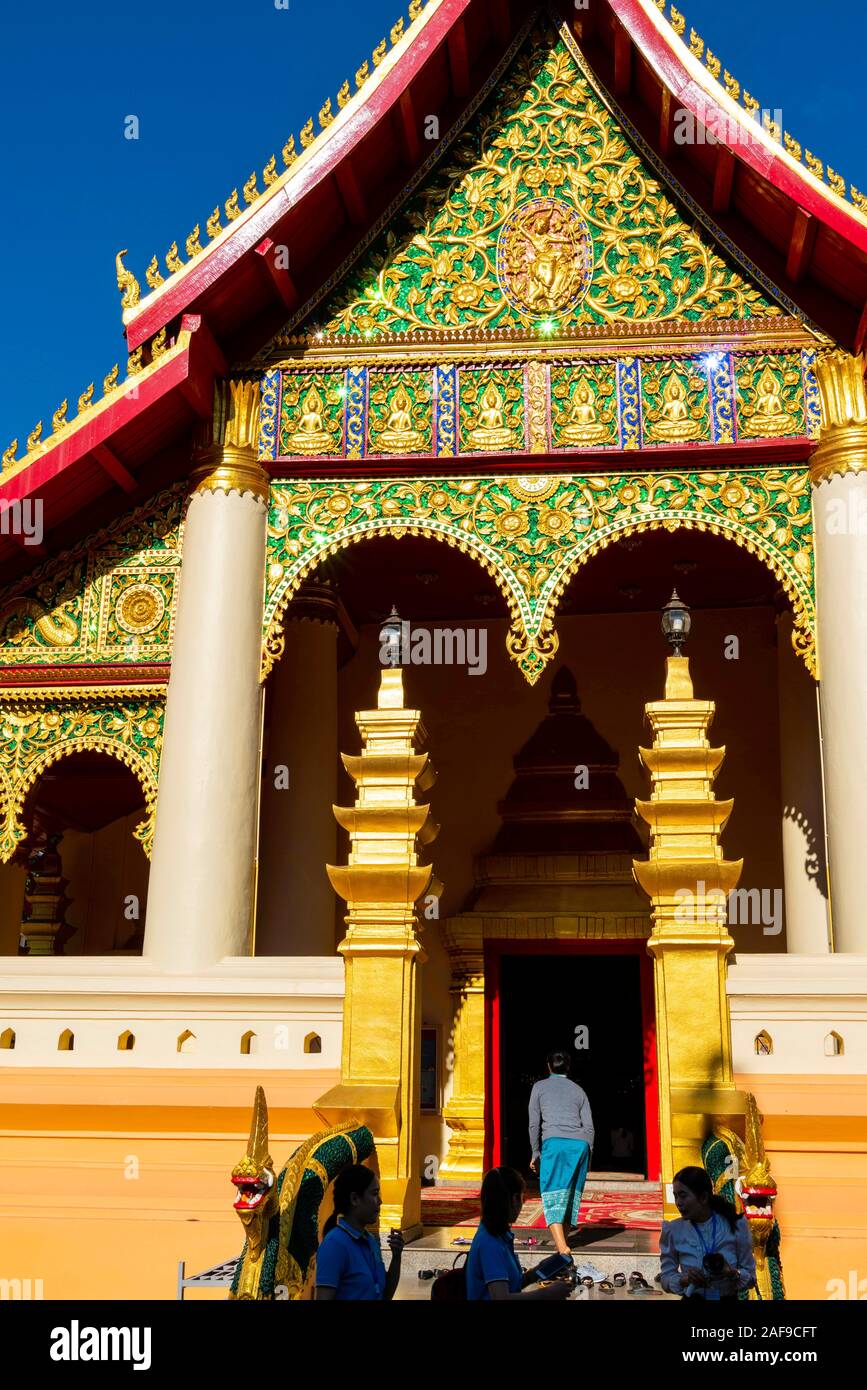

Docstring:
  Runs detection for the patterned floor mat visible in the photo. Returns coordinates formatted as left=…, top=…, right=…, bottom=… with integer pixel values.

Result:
left=421, top=1187, right=662, bottom=1231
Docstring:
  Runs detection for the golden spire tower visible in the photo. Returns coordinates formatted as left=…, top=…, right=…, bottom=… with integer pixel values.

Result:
left=315, top=649, right=440, bottom=1235
left=633, top=646, right=744, bottom=1210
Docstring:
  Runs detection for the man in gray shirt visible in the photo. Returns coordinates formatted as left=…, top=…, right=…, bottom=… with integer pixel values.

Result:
left=528, top=1050, right=594, bottom=1255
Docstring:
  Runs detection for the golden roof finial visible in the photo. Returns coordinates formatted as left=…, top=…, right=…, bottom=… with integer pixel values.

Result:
left=669, top=6, right=686, bottom=36
left=409, top=0, right=424, bottom=17
left=115, top=250, right=141, bottom=310
left=805, top=150, right=824, bottom=179
left=263, top=154, right=277, bottom=186
left=337, top=80, right=351, bottom=109
left=355, top=60, right=369, bottom=89
left=852, top=187, right=867, bottom=214
left=688, top=28, right=703, bottom=58
left=77, top=383, right=94, bottom=414
left=282, top=135, right=297, bottom=167
left=2, top=440, right=18, bottom=467
left=827, top=168, right=845, bottom=197
left=145, top=255, right=164, bottom=290
left=705, top=49, right=721, bottom=78
left=103, top=363, right=119, bottom=394
left=319, top=97, right=333, bottom=130
left=127, top=346, right=143, bottom=376
left=52, top=400, right=68, bottom=432
left=300, top=117, right=314, bottom=149
left=243, top=171, right=258, bottom=205
left=373, top=39, right=387, bottom=65
left=185, top=225, right=203, bottom=258
left=784, top=133, right=802, bottom=160
left=390, top=17, right=405, bottom=46
left=166, top=241, right=183, bottom=273
left=743, top=91, right=759, bottom=117
left=225, top=189, right=241, bottom=221
left=206, top=207, right=222, bottom=239
left=151, top=326, right=168, bottom=360
left=27, top=421, right=43, bottom=451
left=723, top=71, right=739, bottom=100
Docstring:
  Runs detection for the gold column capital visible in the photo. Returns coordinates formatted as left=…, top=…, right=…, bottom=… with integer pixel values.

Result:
left=810, top=350, right=867, bottom=484
left=191, top=379, right=269, bottom=500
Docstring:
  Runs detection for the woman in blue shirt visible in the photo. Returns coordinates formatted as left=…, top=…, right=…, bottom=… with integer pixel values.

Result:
left=467, top=1167, right=572, bottom=1302
left=659, top=1166, right=756, bottom=1300
left=315, top=1165, right=404, bottom=1301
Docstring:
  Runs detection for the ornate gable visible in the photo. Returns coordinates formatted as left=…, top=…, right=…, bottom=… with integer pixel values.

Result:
left=275, top=16, right=786, bottom=346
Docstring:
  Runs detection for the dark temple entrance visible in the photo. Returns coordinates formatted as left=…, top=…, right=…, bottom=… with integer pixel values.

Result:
left=498, top=949, right=651, bottom=1179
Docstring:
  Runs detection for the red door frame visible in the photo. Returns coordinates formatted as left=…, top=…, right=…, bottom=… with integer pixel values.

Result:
left=484, top=938, right=660, bottom=1181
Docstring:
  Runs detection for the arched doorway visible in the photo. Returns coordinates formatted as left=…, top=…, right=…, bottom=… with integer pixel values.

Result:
left=9, top=751, right=150, bottom=955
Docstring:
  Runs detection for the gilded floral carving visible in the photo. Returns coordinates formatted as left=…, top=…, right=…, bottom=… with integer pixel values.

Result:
left=264, top=468, right=815, bottom=683
left=309, top=21, right=779, bottom=338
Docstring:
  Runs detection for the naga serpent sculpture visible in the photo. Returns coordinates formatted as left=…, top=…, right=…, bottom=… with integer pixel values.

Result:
left=702, top=1092, right=785, bottom=1300
left=229, top=1085, right=375, bottom=1300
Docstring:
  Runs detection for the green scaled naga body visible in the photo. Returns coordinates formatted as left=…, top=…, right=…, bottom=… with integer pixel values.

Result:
left=702, top=1091, right=785, bottom=1300
left=229, top=1085, right=375, bottom=1299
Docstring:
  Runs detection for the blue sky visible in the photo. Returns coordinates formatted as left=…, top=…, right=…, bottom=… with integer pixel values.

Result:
left=1, top=0, right=865, bottom=450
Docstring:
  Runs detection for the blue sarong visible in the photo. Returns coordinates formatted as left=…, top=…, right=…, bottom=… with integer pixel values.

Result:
left=540, top=1138, right=591, bottom=1226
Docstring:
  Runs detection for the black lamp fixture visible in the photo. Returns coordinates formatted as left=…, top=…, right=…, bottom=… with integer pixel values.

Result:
left=661, top=588, right=691, bottom=655
left=379, top=604, right=403, bottom=667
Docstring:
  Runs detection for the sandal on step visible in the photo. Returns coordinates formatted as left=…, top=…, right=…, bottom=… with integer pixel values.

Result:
left=612, top=1272, right=626, bottom=1287
left=629, top=1271, right=650, bottom=1289
left=598, top=1280, right=615, bottom=1294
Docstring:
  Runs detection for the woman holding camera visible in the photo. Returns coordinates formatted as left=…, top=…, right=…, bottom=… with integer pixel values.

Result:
left=466, top=1167, right=572, bottom=1301
left=659, top=1167, right=756, bottom=1300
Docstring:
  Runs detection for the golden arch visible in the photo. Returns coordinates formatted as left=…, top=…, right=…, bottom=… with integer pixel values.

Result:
left=0, top=739, right=159, bottom=864
left=538, top=514, right=815, bottom=678
left=263, top=471, right=815, bottom=684
left=263, top=517, right=532, bottom=680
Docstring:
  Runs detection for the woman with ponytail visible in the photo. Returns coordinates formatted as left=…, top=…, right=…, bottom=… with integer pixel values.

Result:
left=466, top=1167, right=571, bottom=1301
left=316, top=1165, right=404, bottom=1300
left=659, top=1167, right=756, bottom=1300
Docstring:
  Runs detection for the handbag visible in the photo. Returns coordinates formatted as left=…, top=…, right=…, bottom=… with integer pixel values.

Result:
left=430, top=1252, right=468, bottom=1301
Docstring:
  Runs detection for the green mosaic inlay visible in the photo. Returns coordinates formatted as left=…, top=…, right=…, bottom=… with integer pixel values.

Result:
left=264, top=469, right=815, bottom=684
left=309, top=20, right=780, bottom=338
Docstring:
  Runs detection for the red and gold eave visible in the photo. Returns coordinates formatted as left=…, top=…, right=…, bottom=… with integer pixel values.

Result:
left=3, top=0, right=867, bottom=582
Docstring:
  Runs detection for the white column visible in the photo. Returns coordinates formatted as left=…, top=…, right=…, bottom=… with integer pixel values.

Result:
left=143, top=382, right=268, bottom=971
left=811, top=351, right=867, bottom=952
left=256, top=592, right=340, bottom=955
left=776, top=611, right=830, bottom=952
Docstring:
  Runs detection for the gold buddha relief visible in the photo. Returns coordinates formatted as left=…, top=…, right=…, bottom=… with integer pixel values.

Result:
left=376, top=382, right=424, bottom=452
left=285, top=385, right=336, bottom=455
left=465, top=382, right=517, bottom=450
left=498, top=198, right=593, bottom=317
left=742, top=365, right=797, bottom=437
left=559, top=378, right=611, bottom=446
left=646, top=372, right=703, bottom=442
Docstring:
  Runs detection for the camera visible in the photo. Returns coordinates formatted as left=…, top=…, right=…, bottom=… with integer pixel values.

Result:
left=702, top=1252, right=727, bottom=1279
